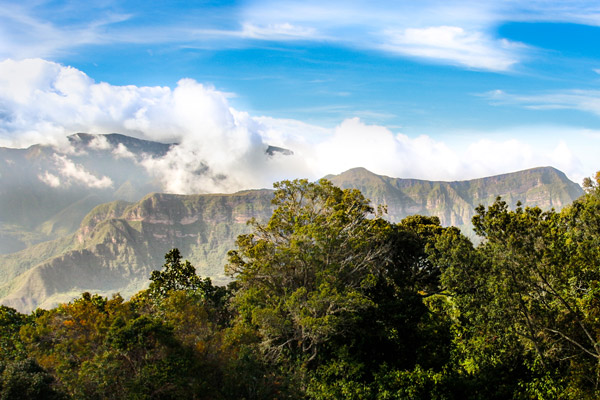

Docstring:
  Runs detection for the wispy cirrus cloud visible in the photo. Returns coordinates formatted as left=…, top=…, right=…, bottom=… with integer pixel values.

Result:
left=239, top=22, right=319, bottom=40
left=381, top=26, right=523, bottom=71
left=0, top=2, right=130, bottom=59
left=5, top=1, right=600, bottom=72
left=235, top=0, right=522, bottom=71
left=501, top=0, right=600, bottom=26
left=0, top=0, right=521, bottom=72
left=483, top=89, right=600, bottom=116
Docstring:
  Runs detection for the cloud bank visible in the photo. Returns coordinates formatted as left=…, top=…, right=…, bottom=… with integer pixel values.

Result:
left=0, top=59, right=592, bottom=193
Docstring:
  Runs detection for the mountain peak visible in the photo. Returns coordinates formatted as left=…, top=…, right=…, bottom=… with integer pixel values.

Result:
left=324, top=167, right=382, bottom=181
left=68, top=132, right=175, bottom=157
left=327, top=166, right=583, bottom=225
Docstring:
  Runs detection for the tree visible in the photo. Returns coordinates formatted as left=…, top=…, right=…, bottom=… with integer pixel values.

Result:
left=225, top=179, right=477, bottom=399
left=0, top=306, right=28, bottom=361
left=443, top=190, right=600, bottom=398
left=0, top=358, right=65, bottom=400
left=582, top=171, right=600, bottom=194
left=227, top=179, right=389, bottom=368
left=149, top=248, right=219, bottom=300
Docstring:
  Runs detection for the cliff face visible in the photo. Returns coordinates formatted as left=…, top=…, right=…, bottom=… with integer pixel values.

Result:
left=327, top=166, right=583, bottom=227
left=0, top=167, right=584, bottom=312
left=0, top=190, right=274, bottom=312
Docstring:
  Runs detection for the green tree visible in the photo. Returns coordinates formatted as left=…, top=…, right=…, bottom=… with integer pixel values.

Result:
left=149, top=248, right=220, bottom=301
left=0, top=358, right=65, bottom=400
left=0, top=306, right=29, bottom=361
left=226, top=179, right=476, bottom=398
left=227, top=179, right=389, bottom=369
left=442, top=189, right=600, bottom=398
left=582, top=171, right=600, bottom=194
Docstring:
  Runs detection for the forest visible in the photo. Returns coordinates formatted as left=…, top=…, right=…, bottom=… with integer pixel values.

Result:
left=2, top=173, right=600, bottom=399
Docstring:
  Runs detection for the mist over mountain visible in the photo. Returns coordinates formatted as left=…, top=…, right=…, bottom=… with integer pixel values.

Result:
left=0, top=132, right=291, bottom=253
left=1, top=59, right=591, bottom=195
left=0, top=160, right=583, bottom=312
left=0, top=190, right=275, bottom=312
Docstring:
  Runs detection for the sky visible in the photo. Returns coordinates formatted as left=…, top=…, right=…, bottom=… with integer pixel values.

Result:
left=2, top=0, right=600, bottom=192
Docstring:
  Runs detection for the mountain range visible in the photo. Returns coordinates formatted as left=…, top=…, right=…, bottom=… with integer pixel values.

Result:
left=0, top=133, right=585, bottom=312
left=0, top=133, right=172, bottom=253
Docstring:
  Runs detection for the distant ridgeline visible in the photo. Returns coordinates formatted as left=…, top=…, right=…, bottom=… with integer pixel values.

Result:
left=0, top=134, right=584, bottom=312
left=327, top=166, right=583, bottom=227
left=0, top=133, right=174, bottom=254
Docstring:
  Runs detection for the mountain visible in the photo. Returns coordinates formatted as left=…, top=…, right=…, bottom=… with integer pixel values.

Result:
left=0, top=132, right=294, bottom=255
left=0, top=133, right=173, bottom=253
left=0, top=190, right=274, bottom=312
left=0, top=165, right=584, bottom=312
left=326, top=166, right=583, bottom=229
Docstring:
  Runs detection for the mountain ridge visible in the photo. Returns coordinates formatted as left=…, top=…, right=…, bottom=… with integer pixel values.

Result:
left=327, top=166, right=581, bottom=227
left=0, top=165, right=584, bottom=312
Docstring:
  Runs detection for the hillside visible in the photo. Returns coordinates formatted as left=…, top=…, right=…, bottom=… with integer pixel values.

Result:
left=0, top=190, right=274, bottom=311
left=327, top=166, right=583, bottom=228
left=0, top=133, right=172, bottom=252
left=0, top=167, right=584, bottom=312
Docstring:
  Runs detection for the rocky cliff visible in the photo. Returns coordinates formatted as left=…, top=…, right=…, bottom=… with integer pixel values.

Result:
left=327, top=166, right=583, bottom=229
left=0, top=167, right=584, bottom=312
left=0, top=190, right=274, bottom=311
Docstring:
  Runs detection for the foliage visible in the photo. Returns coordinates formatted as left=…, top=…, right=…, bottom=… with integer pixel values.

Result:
left=0, top=358, right=65, bottom=400
left=441, top=182, right=600, bottom=398
left=226, top=179, right=470, bottom=396
left=5, top=174, right=600, bottom=398
left=149, top=248, right=216, bottom=299
left=582, top=170, right=600, bottom=193
left=226, top=179, right=389, bottom=367
left=0, top=306, right=29, bottom=360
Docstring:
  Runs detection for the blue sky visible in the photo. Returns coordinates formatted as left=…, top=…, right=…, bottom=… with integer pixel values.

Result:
left=1, top=0, right=600, bottom=190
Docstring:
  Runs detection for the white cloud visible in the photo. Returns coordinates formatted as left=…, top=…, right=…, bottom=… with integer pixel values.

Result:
left=38, top=171, right=61, bottom=188
left=0, top=59, right=594, bottom=193
left=5, top=1, right=600, bottom=73
left=466, top=138, right=535, bottom=174
left=112, top=143, right=136, bottom=159
left=483, top=89, right=600, bottom=116
left=0, top=3, right=128, bottom=59
left=53, top=154, right=113, bottom=189
left=500, top=1, right=600, bottom=26
left=0, top=1, right=523, bottom=72
left=309, top=119, right=591, bottom=184
left=234, top=1, right=523, bottom=71
left=311, top=118, right=460, bottom=179
left=550, top=140, right=582, bottom=177
left=382, top=26, right=521, bottom=71
left=442, top=125, right=598, bottom=185
left=88, top=135, right=112, bottom=151
left=240, top=22, right=319, bottom=40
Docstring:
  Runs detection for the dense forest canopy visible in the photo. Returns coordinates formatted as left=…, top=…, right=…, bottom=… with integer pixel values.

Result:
left=2, top=174, right=600, bottom=399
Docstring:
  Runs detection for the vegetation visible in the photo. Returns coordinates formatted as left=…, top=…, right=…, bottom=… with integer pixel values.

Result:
left=1, top=175, right=600, bottom=398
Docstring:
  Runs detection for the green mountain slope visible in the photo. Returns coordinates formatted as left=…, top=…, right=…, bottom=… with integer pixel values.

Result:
left=0, top=133, right=172, bottom=253
left=0, top=190, right=274, bottom=311
left=326, top=166, right=583, bottom=229
left=0, top=167, right=583, bottom=312
left=0, top=132, right=290, bottom=254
